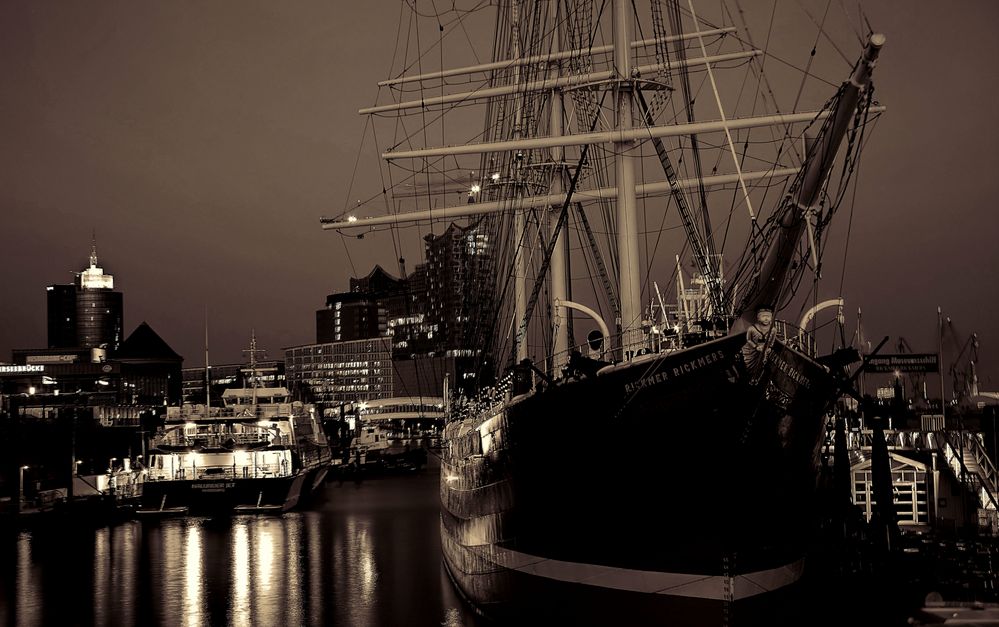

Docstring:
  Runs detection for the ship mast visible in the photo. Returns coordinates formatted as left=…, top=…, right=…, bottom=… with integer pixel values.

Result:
left=549, top=2, right=569, bottom=372
left=204, top=306, right=210, bottom=417
left=324, top=4, right=886, bottom=369
left=613, top=0, right=642, bottom=355
left=242, top=330, right=266, bottom=409
left=737, top=33, right=885, bottom=325
left=511, top=0, right=528, bottom=364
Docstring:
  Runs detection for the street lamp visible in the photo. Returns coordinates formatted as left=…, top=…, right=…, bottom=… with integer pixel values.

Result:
left=18, top=465, right=29, bottom=513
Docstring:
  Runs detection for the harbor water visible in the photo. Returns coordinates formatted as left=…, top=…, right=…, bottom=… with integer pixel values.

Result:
left=6, top=463, right=992, bottom=626
left=4, top=468, right=483, bottom=627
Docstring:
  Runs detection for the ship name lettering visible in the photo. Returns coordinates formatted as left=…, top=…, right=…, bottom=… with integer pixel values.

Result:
left=625, top=370, right=670, bottom=394
left=671, top=350, right=726, bottom=377
left=771, top=355, right=811, bottom=389
left=625, top=350, right=727, bottom=394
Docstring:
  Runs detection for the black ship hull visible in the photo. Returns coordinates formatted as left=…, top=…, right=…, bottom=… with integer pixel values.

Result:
left=440, top=333, right=834, bottom=625
left=139, top=464, right=329, bottom=515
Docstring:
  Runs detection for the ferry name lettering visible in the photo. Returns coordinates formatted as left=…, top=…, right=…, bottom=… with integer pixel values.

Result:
left=193, top=482, right=234, bottom=491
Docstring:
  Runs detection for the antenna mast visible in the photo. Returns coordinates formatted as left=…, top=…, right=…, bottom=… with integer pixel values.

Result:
left=204, top=306, right=210, bottom=417
left=242, top=330, right=267, bottom=409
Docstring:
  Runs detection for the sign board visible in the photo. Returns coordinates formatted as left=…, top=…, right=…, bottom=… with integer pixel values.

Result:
left=26, top=354, right=78, bottom=364
left=866, top=353, right=939, bottom=373
left=0, top=364, right=45, bottom=375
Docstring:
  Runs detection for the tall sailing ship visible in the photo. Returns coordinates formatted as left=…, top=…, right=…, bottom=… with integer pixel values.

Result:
left=323, top=1, right=884, bottom=623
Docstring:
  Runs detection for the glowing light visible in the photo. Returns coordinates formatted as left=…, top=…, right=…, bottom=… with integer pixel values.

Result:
left=491, top=172, right=500, bottom=181
left=470, top=184, right=481, bottom=193
left=445, top=474, right=459, bottom=483
left=347, top=215, right=358, bottom=223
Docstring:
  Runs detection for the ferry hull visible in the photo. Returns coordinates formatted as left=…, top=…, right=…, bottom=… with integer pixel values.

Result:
left=139, top=465, right=328, bottom=515
left=440, top=334, right=834, bottom=625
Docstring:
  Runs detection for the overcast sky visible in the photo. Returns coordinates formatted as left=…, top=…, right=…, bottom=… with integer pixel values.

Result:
left=2, top=1, right=997, bottom=392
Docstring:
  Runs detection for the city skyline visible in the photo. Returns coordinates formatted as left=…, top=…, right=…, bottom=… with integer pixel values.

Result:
left=2, top=1, right=998, bottom=390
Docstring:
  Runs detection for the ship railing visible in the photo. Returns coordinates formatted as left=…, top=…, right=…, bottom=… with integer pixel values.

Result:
left=549, top=318, right=817, bottom=371
left=145, top=461, right=292, bottom=482
left=153, top=432, right=291, bottom=448
left=167, top=404, right=300, bottom=421
left=772, top=320, right=817, bottom=357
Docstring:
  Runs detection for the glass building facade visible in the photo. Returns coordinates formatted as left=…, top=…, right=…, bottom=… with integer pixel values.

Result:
left=285, top=338, right=394, bottom=411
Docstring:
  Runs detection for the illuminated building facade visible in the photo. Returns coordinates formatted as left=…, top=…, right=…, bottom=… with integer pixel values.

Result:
left=285, top=337, right=394, bottom=412
left=316, top=293, right=385, bottom=343
left=422, top=220, right=493, bottom=355
left=46, top=242, right=124, bottom=352
left=10, top=321, right=182, bottom=408
left=303, top=222, right=495, bottom=404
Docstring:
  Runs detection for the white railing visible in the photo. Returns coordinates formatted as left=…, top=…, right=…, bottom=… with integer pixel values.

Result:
left=146, top=461, right=291, bottom=482
left=154, top=431, right=289, bottom=449
left=942, top=430, right=999, bottom=511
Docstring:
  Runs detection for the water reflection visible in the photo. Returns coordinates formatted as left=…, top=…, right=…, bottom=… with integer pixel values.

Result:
left=231, top=523, right=250, bottom=626
left=5, top=471, right=483, bottom=626
left=91, top=524, right=139, bottom=626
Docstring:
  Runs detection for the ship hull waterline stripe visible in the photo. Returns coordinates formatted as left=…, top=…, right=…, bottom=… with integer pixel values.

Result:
left=460, top=543, right=805, bottom=601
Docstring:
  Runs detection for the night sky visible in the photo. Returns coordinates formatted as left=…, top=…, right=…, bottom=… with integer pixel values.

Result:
left=2, top=1, right=997, bottom=390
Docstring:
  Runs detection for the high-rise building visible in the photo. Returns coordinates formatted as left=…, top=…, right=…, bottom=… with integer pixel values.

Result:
left=316, top=293, right=385, bottom=343
left=303, top=221, right=495, bottom=403
left=422, top=220, right=493, bottom=355
left=47, top=241, right=124, bottom=353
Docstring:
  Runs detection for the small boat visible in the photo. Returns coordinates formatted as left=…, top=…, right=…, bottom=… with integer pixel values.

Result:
left=138, top=337, right=332, bottom=515
left=135, top=494, right=189, bottom=518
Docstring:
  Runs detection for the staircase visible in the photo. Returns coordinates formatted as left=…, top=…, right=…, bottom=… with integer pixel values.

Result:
left=938, top=430, right=999, bottom=533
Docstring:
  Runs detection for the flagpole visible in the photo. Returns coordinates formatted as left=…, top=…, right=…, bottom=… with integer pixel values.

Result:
left=857, top=308, right=866, bottom=401
left=938, top=306, right=946, bottom=422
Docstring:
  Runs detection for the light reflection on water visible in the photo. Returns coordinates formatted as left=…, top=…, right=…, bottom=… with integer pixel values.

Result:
left=4, top=471, right=482, bottom=627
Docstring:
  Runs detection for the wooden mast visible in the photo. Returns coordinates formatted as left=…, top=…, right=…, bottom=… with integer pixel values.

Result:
left=613, top=0, right=642, bottom=355
left=736, top=33, right=885, bottom=326
left=549, top=1, right=569, bottom=372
